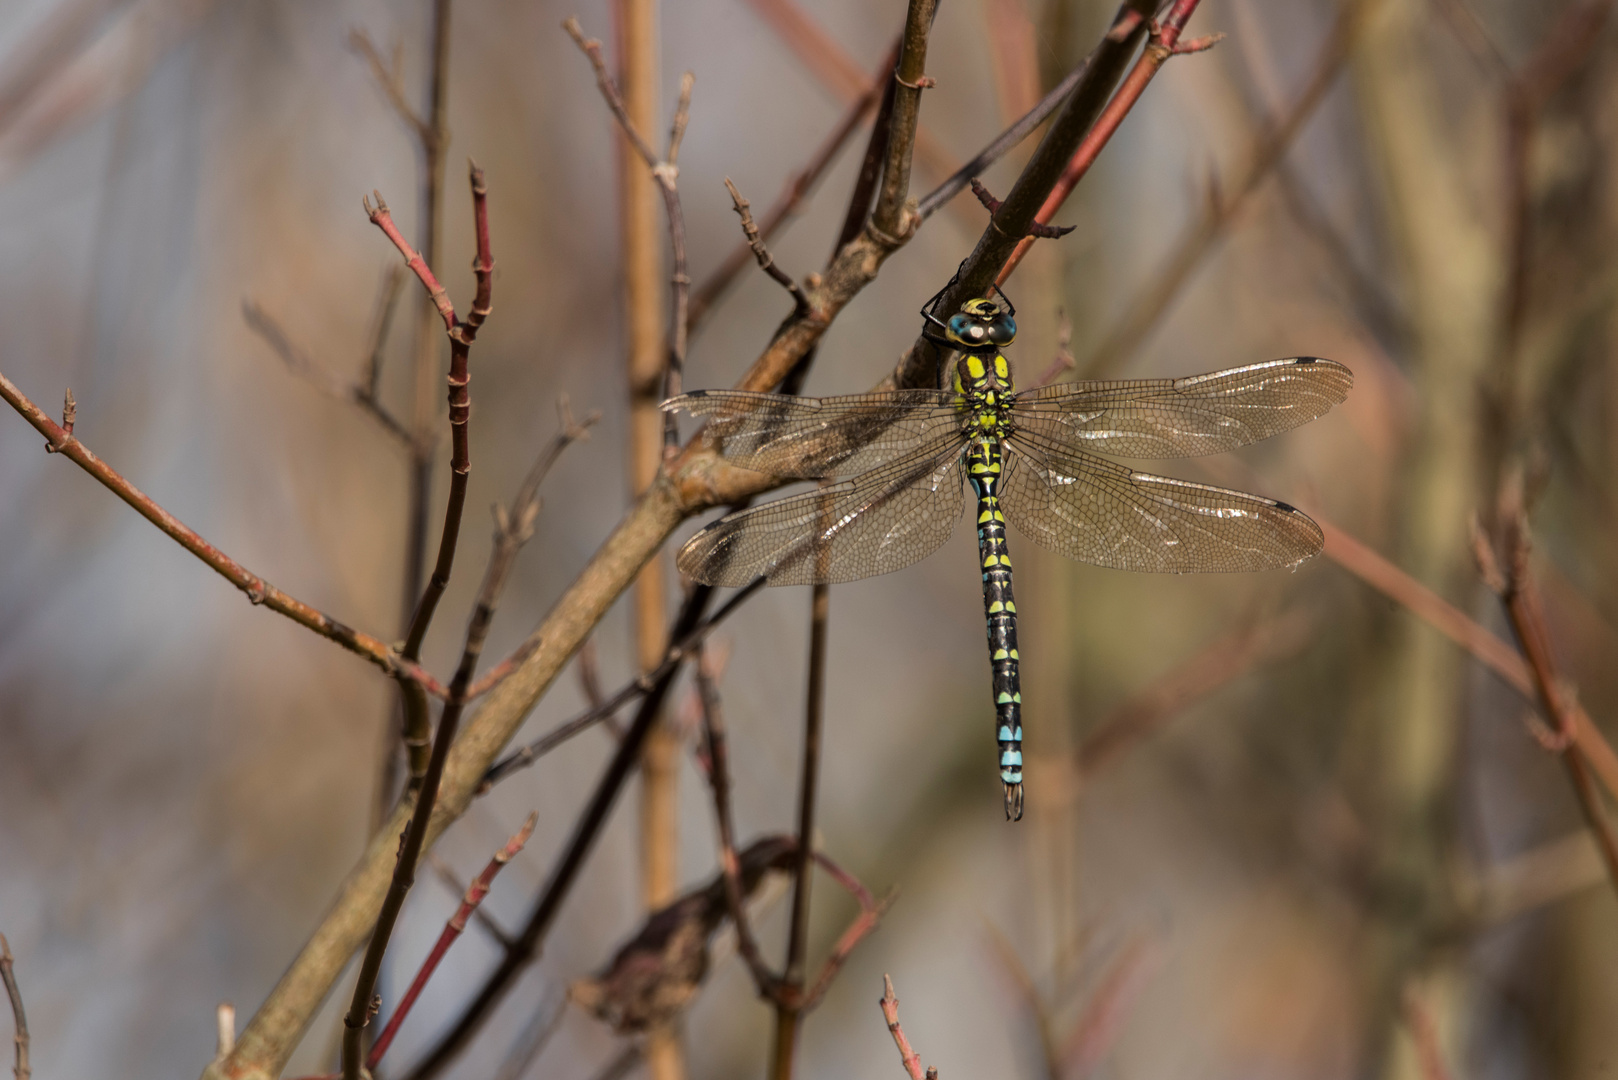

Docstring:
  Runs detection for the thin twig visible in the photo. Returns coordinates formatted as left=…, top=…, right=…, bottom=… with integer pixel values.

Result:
left=694, top=641, right=782, bottom=996
left=724, top=178, right=810, bottom=314
left=426, top=853, right=514, bottom=947
left=343, top=166, right=499, bottom=1080
left=0, top=935, right=28, bottom=1080
left=367, top=814, right=538, bottom=1070
left=770, top=579, right=831, bottom=1078
left=869, top=0, right=940, bottom=242
left=1402, top=985, right=1456, bottom=1080
left=215, top=1003, right=236, bottom=1062
left=0, top=370, right=454, bottom=699
left=880, top=975, right=927, bottom=1080
left=348, top=29, right=431, bottom=143
left=688, top=66, right=883, bottom=331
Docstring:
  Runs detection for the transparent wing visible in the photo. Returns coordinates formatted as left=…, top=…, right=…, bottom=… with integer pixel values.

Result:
left=1001, top=428, right=1323, bottom=573
left=664, top=389, right=962, bottom=478
left=1010, top=357, right=1352, bottom=458
left=676, top=436, right=966, bottom=587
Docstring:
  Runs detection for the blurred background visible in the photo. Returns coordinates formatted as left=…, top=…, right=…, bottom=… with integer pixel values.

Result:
left=2, top=0, right=1616, bottom=1077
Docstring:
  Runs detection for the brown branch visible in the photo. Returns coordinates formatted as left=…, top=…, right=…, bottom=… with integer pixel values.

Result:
left=869, top=0, right=940, bottom=242
left=1071, top=0, right=1364, bottom=378
left=796, top=852, right=894, bottom=1012
left=0, top=369, right=453, bottom=700
left=723, top=178, right=810, bottom=314
left=0, top=935, right=28, bottom=1080
left=770, top=579, right=832, bottom=1078
left=879, top=976, right=929, bottom=1080
left=366, top=813, right=537, bottom=1070
left=399, top=588, right=718, bottom=1080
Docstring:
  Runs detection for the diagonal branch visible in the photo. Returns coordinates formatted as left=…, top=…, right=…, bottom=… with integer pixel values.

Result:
left=0, top=369, right=453, bottom=700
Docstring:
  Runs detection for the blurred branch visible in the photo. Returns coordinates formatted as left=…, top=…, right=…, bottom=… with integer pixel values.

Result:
left=241, top=291, right=413, bottom=448
left=1472, top=507, right=1618, bottom=898
left=0, top=369, right=453, bottom=699
left=1075, top=0, right=1366, bottom=379
left=1076, top=607, right=1316, bottom=779
left=0, top=934, right=28, bottom=1080
left=917, top=45, right=1094, bottom=221
left=1321, top=521, right=1618, bottom=803
left=366, top=814, right=537, bottom=1071
left=1401, top=984, right=1456, bottom=1080
left=348, top=29, right=432, bottom=145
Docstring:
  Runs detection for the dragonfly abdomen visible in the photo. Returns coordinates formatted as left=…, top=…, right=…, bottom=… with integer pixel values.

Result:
left=966, top=433, right=1023, bottom=821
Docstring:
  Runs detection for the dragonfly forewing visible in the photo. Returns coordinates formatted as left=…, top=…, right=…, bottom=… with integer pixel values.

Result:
left=665, top=389, right=961, bottom=478
left=1011, top=357, right=1352, bottom=459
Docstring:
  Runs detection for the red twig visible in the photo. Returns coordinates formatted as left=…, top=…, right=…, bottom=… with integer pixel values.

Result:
left=367, top=814, right=538, bottom=1069
left=998, top=0, right=1216, bottom=282
left=365, top=191, right=456, bottom=331
left=879, top=975, right=928, bottom=1080
left=0, top=370, right=454, bottom=700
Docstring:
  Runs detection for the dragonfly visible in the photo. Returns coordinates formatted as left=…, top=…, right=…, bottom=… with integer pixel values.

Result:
left=663, top=289, right=1351, bottom=820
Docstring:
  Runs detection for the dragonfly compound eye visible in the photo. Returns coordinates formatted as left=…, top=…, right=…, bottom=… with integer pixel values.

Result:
left=988, top=315, right=1017, bottom=345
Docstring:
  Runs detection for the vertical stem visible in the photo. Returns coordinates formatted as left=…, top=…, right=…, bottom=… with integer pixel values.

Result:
left=613, top=0, right=680, bottom=1076
left=770, top=582, right=830, bottom=1080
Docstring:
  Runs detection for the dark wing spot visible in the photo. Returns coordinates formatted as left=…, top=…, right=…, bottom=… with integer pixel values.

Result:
left=1273, top=500, right=1298, bottom=513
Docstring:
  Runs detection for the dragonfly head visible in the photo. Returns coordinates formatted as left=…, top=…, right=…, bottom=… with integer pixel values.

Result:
left=944, top=297, right=1017, bottom=354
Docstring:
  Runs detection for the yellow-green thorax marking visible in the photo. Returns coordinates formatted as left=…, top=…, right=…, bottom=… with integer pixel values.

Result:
left=946, top=298, right=1025, bottom=821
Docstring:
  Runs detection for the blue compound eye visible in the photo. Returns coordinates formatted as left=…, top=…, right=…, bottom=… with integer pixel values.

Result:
left=988, top=315, right=1017, bottom=345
